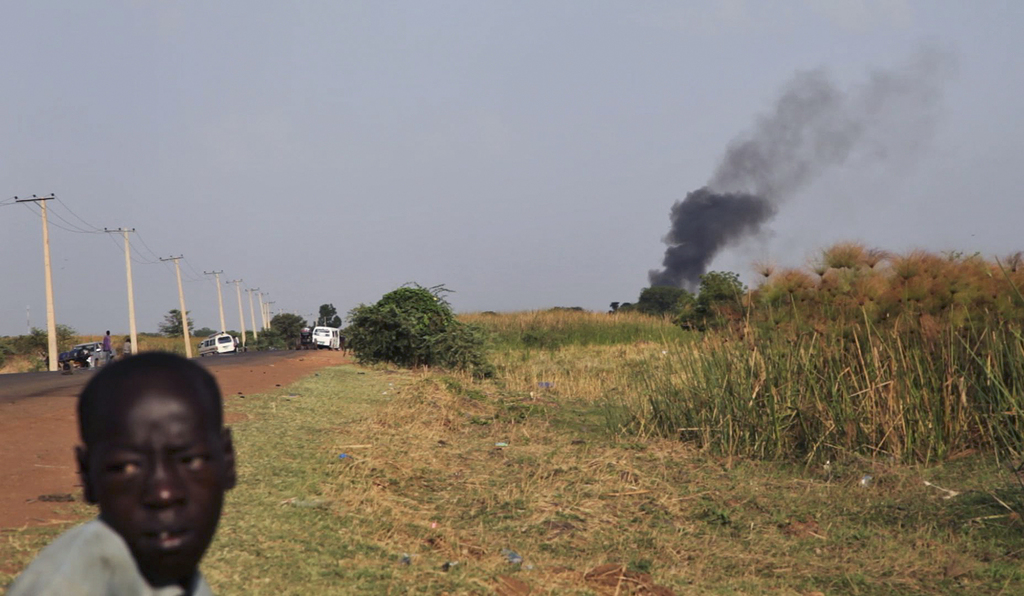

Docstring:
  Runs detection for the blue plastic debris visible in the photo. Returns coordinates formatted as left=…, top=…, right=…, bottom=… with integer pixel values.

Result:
left=538, top=382, right=553, bottom=389
left=399, top=554, right=411, bottom=566
left=338, top=453, right=350, bottom=460
left=501, top=548, right=523, bottom=565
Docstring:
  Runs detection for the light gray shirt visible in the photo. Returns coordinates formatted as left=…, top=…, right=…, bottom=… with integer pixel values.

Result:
left=6, top=519, right=214, bottom=596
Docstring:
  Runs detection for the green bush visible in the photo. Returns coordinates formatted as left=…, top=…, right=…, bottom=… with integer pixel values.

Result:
left=253, top=329, right=287, bottom=351
left=347, top=285, right=492, bottom=377
left=676, top=271, right=746, bottom=330
left=0, top=338, right=13, bottom=368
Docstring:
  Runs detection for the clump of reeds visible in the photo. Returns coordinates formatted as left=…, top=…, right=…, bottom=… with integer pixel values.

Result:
left=755, top=244, right=1024, bottom=329
left=615, top=243, right=1024, bottom=463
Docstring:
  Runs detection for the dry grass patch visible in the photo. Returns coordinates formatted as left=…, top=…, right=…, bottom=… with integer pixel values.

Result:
left=7, top=356, right=1024, bottom=594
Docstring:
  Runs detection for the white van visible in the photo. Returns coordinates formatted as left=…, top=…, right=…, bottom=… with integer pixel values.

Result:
left=199, top=332, right=237, bottom=357
left=312, top=326, right=340, bottom=350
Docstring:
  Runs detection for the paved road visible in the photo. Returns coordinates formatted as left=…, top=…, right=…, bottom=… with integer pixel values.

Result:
left=0, top=350, right=307, bottom=404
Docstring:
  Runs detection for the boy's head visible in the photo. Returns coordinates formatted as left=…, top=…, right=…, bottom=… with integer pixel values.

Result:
left=76, top=352, right=236, bottom=588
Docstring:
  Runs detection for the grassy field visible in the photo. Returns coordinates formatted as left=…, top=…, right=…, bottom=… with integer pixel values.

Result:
left=206, top=351, right=1024, bottom=594
left=5, top=341, right=1024, bottom=593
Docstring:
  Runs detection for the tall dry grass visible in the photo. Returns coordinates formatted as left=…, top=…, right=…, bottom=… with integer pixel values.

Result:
left=461, top=309, right=691, bottom=350
left=612, top=245, right=1024, bottom=463
left=614, top=320, right=1024, bottom=463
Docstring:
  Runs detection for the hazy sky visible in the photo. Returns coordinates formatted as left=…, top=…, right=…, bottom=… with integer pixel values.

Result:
left=2, top=1, right=1022, bottom=336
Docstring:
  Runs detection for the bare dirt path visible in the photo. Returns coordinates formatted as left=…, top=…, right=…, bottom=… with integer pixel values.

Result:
left=0, top=350, right=349, bottom=529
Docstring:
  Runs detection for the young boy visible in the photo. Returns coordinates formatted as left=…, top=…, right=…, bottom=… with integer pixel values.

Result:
left=7, top=352, right=236, bottom=595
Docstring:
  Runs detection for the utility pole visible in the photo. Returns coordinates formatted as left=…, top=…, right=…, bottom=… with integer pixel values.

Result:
left=105, top=228, right=138, bottom=355
left=227, top=279, right=246, bottom=351
left=267, top=301, right=276, bottom=324
left=204, top=270, right=226, bottom=333
left=160, top=256, right=192, bottom=358
left=247, top=287, right=259, bottom=341
left=26, top=306, right=30, bottom=334
left=16, top=195, right=58, bottom=371
left=257, top=291, right=268, bottom=330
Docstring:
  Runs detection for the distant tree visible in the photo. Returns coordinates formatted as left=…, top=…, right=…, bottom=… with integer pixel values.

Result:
left=15, top=325, right=77, bottom=354
left=193, top=327, right=218, bottom=338
left=317, top=303, right=342, bottom=328
left=271, top=313, right=307, bottom=345
left=159, top=309, right=194, bottom=337
left=609, top=302, right=621, bottom=313
left=0, top=338, right=14, bottom=368
left=676, top=271, right=746, bottom=330
left=696, top=271, right=745, bottom=312
left=635, top=286, right=694, bottom=317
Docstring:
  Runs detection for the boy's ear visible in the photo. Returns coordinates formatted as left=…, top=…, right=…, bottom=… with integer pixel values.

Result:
left=75, top=445, right=98, bottom=504
left=221, top=428, right=237, bottom=490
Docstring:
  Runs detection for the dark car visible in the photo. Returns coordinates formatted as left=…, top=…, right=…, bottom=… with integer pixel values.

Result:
left=296, top=327, right=315, bottom=350
left=57, top=342, right=103, bottom=370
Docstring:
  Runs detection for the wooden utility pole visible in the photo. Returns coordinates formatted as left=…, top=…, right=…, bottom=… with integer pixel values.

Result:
left=204, top=270, right=226, bottom=332
left=16, top=195, right=58, bottom=371
left=228, top=279, right=246, bottom=350
left=247, top=287, right=259, bottom=341
left=161, top=256, right=192, bottom=358
left=105, top=228, right=138, bottom=355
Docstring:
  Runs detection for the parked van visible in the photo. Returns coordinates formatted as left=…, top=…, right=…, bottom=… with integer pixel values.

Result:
left=199, top=332, right=237, bottom=357
left=312, top=326, right=340, bottom=350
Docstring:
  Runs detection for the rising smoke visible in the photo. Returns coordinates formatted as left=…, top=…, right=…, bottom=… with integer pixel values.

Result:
left=649, top=49, right=954, bottom=290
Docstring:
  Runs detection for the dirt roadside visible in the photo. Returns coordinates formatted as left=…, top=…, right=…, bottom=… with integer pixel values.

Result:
left=0, top=350, right=349, bottom=530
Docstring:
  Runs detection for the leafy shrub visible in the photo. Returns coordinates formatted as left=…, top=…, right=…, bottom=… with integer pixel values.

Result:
left=675, top=271, right=746, bottom=330
left=10, top=325, right=78, bottom=354
left=347, top=285, right=492, bottom=377
left=0, top=338, right=13, bottom=368
left=253, top=329, right=287, bottom=351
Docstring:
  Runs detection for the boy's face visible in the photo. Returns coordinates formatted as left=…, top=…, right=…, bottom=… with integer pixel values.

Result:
left=76, top=382, right=235, bottom=587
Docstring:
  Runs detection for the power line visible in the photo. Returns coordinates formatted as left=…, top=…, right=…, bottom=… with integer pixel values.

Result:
left=183, top=257, right=207, bottom=283
left=132, top=231, right=164, bottom=261
left=19, top=201, right=102, bottom=235
left=54, top=197, right=103, bottom=232
left=125, top=239, right=160, bottom=265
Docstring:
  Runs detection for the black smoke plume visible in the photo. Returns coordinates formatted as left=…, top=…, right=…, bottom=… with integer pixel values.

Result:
left=650, top=49, right=953, bottom=290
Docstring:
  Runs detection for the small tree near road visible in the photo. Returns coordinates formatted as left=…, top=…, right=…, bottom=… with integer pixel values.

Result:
left=346, top=284, right=492, bottom=377
left=159, top=309, right=194, bottom=337
left=271, top=313, right=307, bottom=346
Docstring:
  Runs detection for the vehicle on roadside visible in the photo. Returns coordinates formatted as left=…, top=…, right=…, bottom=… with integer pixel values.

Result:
left=296, top=327, right=315, bottom=350
left=198, top=332, right=238, bottom=357
left=312, top=326, right=341, bottom=350
left=58, top=342, right=104, bottom=370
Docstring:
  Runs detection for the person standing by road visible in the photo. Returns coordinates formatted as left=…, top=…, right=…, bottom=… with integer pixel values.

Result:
left=101, top=331, right=112, bottom=366
left=122, top=336, right=132, bottom=359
